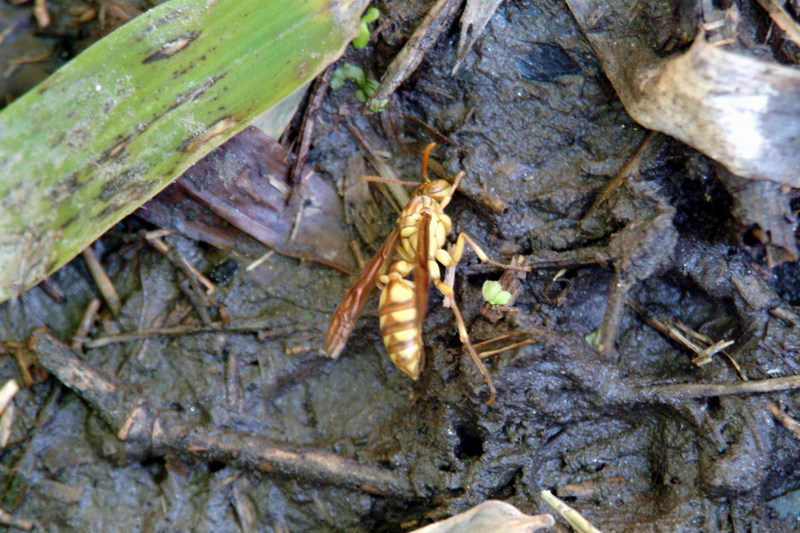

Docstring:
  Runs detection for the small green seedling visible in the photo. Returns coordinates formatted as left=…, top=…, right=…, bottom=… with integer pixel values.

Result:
left=353, top=7, right=380, bottom=49
left=482, top=280, right=513, bottom=306
left=331, top=63, right=380, bottom=102
left=584, top=328, right=602, bottom=347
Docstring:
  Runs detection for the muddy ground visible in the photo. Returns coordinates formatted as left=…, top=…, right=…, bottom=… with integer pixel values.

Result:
left=2, top=0, right=800, bottom=531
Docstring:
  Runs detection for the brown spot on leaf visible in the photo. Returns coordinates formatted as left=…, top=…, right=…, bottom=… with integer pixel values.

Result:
left=143, top=31, right=201, bottom=63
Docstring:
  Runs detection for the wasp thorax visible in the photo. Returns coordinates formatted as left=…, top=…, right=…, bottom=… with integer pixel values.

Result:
left=420, top=179, right=451, bottom=201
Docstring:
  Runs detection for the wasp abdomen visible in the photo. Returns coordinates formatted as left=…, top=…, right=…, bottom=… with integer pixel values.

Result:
left=378, top=275, right=422, bottom=379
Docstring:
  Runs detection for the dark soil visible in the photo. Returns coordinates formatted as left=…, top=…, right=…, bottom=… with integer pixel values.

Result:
left=2, top=0, right=800, bottom=531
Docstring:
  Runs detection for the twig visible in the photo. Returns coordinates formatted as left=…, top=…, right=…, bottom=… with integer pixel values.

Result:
left=144, top=232, right=216, bottom=295
left=30, top=329, right=414, bottom=498
left=33, top=0, right=49, bottom=27
left=638, top=375, right=800, bottom=402
left=628, top=300, right=744, bottom=379
left=597, top=273, right=634, bottom=358
left=365, top=0, right=464, bottom=111
left=541, top=489, right=602, bottom=533
left=0, top=508, right=35, bottom=531
left=755, top=0, right=800, bottom=47
left=82, top=245, right=121, bottom=316
left=583, top=131, right=658, bottom=220
left=0, top=380, right=19, bottom=417
left=71, top=298, right=102, bottom=352
left=287, top=66, right=334, bottom=204
left=767, top=402, right=800, bottom=442
left=84, top=322, right=311, bottom=348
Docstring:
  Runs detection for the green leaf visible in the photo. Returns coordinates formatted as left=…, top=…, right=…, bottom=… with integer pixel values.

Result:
left=0, top=0, right=369, bottom=303
left=352, top=6, right=380, bottom=49
left=482, top=280, right=512, bottom=306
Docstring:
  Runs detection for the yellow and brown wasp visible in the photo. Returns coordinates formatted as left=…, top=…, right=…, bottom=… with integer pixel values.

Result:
left=324, top=144, right=528, bottom=404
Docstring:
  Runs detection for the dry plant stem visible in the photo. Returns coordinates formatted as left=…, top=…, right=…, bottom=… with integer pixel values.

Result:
left=82, top=246, right=121, bottom=316
left=287, top=66, right=334, bottom=205
left=628, top=300, right=745, bottom=379
left=767, top=402, right=800, bottom=442
left=71, top=298, right=102, bottom=352
left=40, top=277, right=65, bottom=301
left=583, top=131, right=657, bottom=220
left=755, top=0, right=800, bottom=47
left=85, top=322, right=309, bottom=348
left=30, top=329, right=412, bottom=497
left=0, top=403, right=15, bottom=448
left=638, top=375, right=800, bottom=403
left=365, top=0, right=464, bottom=110
left=597, top=274, right=634, bottom=358
left=0, top=380, right=19, bottom=416
left=541, top=489, right=602, bottom=533
left=0, top=508, right=35, bottom=531
left=145, top=234, right=216, bottom=295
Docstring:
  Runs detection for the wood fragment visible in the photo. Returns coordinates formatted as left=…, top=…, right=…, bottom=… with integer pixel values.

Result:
left=541, top=489, right=602, bottom=533
left=82, top=245, right=121, bottom=316
left=767, top=402, right=800, bottom=442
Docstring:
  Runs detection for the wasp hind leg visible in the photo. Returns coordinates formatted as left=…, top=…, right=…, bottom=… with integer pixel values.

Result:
left=433, top=279, right=497, bottom=405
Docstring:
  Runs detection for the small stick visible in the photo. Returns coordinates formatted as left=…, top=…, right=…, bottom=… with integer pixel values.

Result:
left=365, top=0, right=463, bottom=111
left=0, top=508, right=35, bottom=531
left=0, top=403, right=15, bottom=448
left=767, top=402, right=800, bottom=442
left=144, top=233, right=216, bottom=295
left=0, top=380, right=19, bottom=417
left=246, top=250, right=275, bottom=271
left=287, top=65, right=334, bottom=205
left=85, top=323, right=310, bottom=348
left=597, top=273, right=634, bottom=358
left=71, top=298, right=102, bottom=352
left=754, top=0, right=800, bottom=47
left=33, top=0, right=50, bottom=28
left=640, top=375, right=800, bottom=402
left=541, top=489, right=602, bottom=533
left=583, top=130, right=658, bottom=220
left=82, top=245, right=121, bottom=316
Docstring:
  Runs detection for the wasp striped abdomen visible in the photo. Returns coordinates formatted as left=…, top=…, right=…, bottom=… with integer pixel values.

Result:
left=378, top=266, right=422, bottom=379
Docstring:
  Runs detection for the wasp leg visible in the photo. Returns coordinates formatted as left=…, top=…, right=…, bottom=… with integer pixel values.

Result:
left=450, top=232, right=531, bottom=272
left=433, top=279, right=497, bottom=405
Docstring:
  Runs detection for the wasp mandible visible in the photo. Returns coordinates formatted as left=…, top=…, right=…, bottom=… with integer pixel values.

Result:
left=324, top=144, right=528, bottom=404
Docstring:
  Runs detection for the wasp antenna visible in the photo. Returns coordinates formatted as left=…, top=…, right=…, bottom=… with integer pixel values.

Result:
left=362, top=175, right=420, bottom=187
left=421, top=142, right=437, bottom=183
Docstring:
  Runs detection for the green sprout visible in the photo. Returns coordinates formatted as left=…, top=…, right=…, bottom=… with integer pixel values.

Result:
left=331, top=63, right=380, bottom=102
left=353, top=7, right=380, bottom=49
left=584, top=329, right=602, bottom=347
left=482, top=280, right=513, bottom=306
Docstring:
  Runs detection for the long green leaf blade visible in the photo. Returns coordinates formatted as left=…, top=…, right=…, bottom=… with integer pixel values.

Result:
left=0, top=0, right=368, bottom=302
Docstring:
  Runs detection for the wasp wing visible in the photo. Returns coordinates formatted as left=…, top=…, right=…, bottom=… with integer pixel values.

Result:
left=412, top=213, right=432, bottom=368
left=324, top=227, right=400, bottom=359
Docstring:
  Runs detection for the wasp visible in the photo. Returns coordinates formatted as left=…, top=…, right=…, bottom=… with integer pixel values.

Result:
left=324, top=144, right=527, bottom=404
